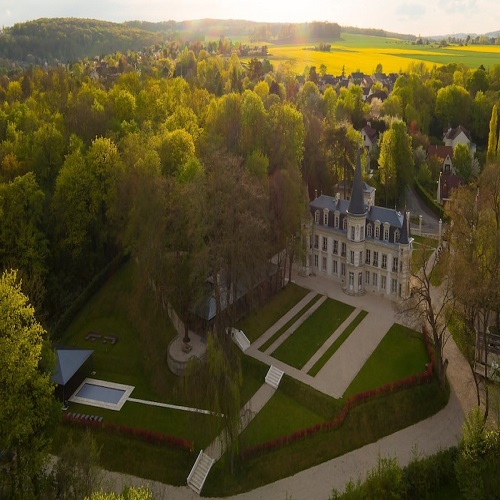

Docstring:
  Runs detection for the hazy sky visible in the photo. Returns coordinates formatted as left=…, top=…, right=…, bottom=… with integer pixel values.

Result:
left=1, top=0, right=499, bottom=37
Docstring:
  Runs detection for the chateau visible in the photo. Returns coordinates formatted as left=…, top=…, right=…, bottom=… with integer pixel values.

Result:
left=305, top=149, right=413, bottom=300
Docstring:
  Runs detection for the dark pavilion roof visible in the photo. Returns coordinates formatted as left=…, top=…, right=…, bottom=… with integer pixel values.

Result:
left=347, top=146, right=367, bottom=216
left=51, top=348, right=93, bottom=386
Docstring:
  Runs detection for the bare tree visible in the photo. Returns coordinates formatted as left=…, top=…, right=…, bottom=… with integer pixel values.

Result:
left=400, top=240, right=454, bottom=389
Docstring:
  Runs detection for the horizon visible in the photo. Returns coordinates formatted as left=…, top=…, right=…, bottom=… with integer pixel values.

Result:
left=2, top=1, right=499, bottom=38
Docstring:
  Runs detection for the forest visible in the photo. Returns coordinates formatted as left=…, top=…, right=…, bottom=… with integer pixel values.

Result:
left=0, top=34, right=499, bottom=328
left=1, top=20, right=500, bottom=496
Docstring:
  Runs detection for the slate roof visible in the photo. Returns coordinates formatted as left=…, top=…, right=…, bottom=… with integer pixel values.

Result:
left=445, top=125, right=471, bottom=142
left=439, top=173, right=464, bottom=200
left=362, top=123, right=378, bottom=142
left=52, top=349, right=93, bottom=386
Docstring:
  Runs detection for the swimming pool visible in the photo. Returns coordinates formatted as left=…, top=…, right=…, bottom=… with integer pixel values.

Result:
left=69, top=378, right=134, bottom=410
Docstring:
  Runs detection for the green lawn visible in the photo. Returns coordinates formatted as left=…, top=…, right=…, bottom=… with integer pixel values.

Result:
left=345, top=324, right=429, bottom=397
left=308, top=310, right=368, bottom=377
left=236, top=282, right=309, bottom=342
left=204, top=381, right=449, bottom=496
left=258, top=293, right=321, bottom=352
left=272, top=298, right=355, bottom=369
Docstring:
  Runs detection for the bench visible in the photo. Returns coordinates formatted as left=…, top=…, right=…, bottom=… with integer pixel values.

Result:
left=85, top=332, right=102, bottom=341
left=103, top=335, right=118, bottom=345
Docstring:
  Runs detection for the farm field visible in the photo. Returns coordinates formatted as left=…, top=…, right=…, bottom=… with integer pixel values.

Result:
left=246, top=32, right=500, bottom=75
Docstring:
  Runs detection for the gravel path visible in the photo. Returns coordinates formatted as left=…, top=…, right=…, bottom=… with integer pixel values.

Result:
left=98, top=272, right=477, bottom=499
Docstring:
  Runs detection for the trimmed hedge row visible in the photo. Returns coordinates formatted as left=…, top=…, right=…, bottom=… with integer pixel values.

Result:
left=63, top=413, right=193, bottom=452
left=239, top=329, right=436, bottom=462
left=51, top=252, right=130, bottom=339
left=414, top=179, right=445, bottom=220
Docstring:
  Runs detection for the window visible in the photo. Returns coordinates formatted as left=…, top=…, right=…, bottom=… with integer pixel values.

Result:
left=367, top=223, right=373, bottom=238
left=394, top=229, right=400, bottom=243
left=381, top=275, right=386, bottom=290
left=391, top=278, right=398, bottom=294
left=341, top=242, right=346, bottom=257
left=359, top=251, right=363, bottom=264
left=323, top=211, right=328, bottom=225
left=383, top=226, right=389, bottom=241
left=382, top=254, right=387, bottom=269
left=350, top=226, right=355, bottom=240
left=365, top=249, right=371, bottom=265
left=314, top=254, right=319, bottom=268
left=373, top=251, right=379, bottom=267
left=341, top=263, right=346, bottom=277
left=333, top=240, right=338, bottom=255
left=315, top=211, right=320, bottom=224
left=322, top=257, right=327, bottom=271
left=333, top=259, right=338, bottom=275
left=361, top=225, right=365, bottom=240
left=349, top=272, right=354, bottom=288
left=392, top=257, right=399, bottom=272
left=358, top=272, right=363, bottom=289
left=350, top=250, right=355, bottom=264
left=373, top=273, right=378, bottom=287
left=375, top=224, right=380, bottom=239
left=365, top=271, right=370, bottom=285
left=334, top=213, right=339, bottom=228
left=343, top=218, right=347, bottom=230
left=314, top=234, right=319, bottom=249
left=322, top=237, right=328, bottom=251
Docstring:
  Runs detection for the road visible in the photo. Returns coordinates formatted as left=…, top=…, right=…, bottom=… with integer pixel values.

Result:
left=405, top=184, right=441, bottom=235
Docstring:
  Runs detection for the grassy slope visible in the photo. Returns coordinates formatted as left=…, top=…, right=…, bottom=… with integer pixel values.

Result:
left=235, top=282, right=309, bottom=342
left=345, top=324, right=429, bottom=397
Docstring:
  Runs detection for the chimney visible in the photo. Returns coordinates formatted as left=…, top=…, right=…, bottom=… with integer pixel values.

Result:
left=314, top=189, right=318, bottom=199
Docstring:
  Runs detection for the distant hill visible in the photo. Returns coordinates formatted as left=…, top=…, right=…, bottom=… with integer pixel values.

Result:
left=0, top=18, right=167, bottom=64
left=430, top=30, right=500, bottom=40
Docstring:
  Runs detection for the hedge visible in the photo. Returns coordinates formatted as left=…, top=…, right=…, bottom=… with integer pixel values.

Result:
left=62, top=413, right=193, bottom=452
left=414, top=179, right=445, bottom=220
left=239, top=329, right=436, bottom=461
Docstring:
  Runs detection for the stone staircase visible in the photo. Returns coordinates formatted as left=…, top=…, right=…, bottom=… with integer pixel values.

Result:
left=187, top=450, right=214, bottom=494
left=231, top=328, right=251, bottom=352
left=265, top=365, right=284, bottom=389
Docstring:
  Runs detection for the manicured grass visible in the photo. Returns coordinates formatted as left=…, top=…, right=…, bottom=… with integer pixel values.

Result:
left=345, top=324, right=429, bottom=397
left=239, top=391, right=325, bottom=449
left=258, top=293, right=322, bottom=352
left=412, top=235, right=439, bottom=248
left=272, top=298, right=355, bottom=369
left=239, top=375, right=343, bottom=449
left=307, top=310, right=368, bottom=377
left=236, top=283, right=309, bottom=342
left=204, top=381, right=449, bottom=496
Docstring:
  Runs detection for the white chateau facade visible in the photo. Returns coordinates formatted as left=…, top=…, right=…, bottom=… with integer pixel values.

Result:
left=305, top=150, right=413, bottom=300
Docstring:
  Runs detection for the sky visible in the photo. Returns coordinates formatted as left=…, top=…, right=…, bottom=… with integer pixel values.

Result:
left=1, top=0, right=499, bottom=37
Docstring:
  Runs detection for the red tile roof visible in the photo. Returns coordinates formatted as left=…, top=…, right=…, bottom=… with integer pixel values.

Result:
left=427, top=145, right=454, bottom=160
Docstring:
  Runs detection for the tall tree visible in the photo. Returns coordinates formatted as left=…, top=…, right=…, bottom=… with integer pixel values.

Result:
left=378, top=120, right=414, bottom=206
left=453, top=143, right=473, bottom=182
left=487, top=104, right=498, bottom=162
left=0, top=270, right=57, bottom=497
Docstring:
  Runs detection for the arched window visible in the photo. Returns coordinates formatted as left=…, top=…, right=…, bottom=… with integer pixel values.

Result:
left=323, top=210, right=329, bottom=226
left=394, top=229, right=400, bottom=243
left=366, top=223, right=372, bottom=238
left=342, top=217, right=347, bottom=230
left=375, top=222, right=380, bottom=239
left=315, top=211, right=320, bottom=224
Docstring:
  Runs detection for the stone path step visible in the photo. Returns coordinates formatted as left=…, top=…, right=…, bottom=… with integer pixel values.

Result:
left=187, top=450, right=214, bottom=495
left=265, top=365, right=284, bottom=389
left=231, top=327, right=251, bottom=352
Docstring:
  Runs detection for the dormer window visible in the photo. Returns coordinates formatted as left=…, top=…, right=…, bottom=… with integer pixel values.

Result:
left=343, top=218, right=347, bottom=230
left=375, top=221, right=380, bottom=239
left=383, top=224, right=389, bottom=241
left=323, top=210, right=329, bottom=226
left=334, top=212, right=339, bottom=228
left=394, top=229, right=400, bottom=243
left=315, top=210, right=320, bottom=224
left=367, top=223, right=373, bottom=238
